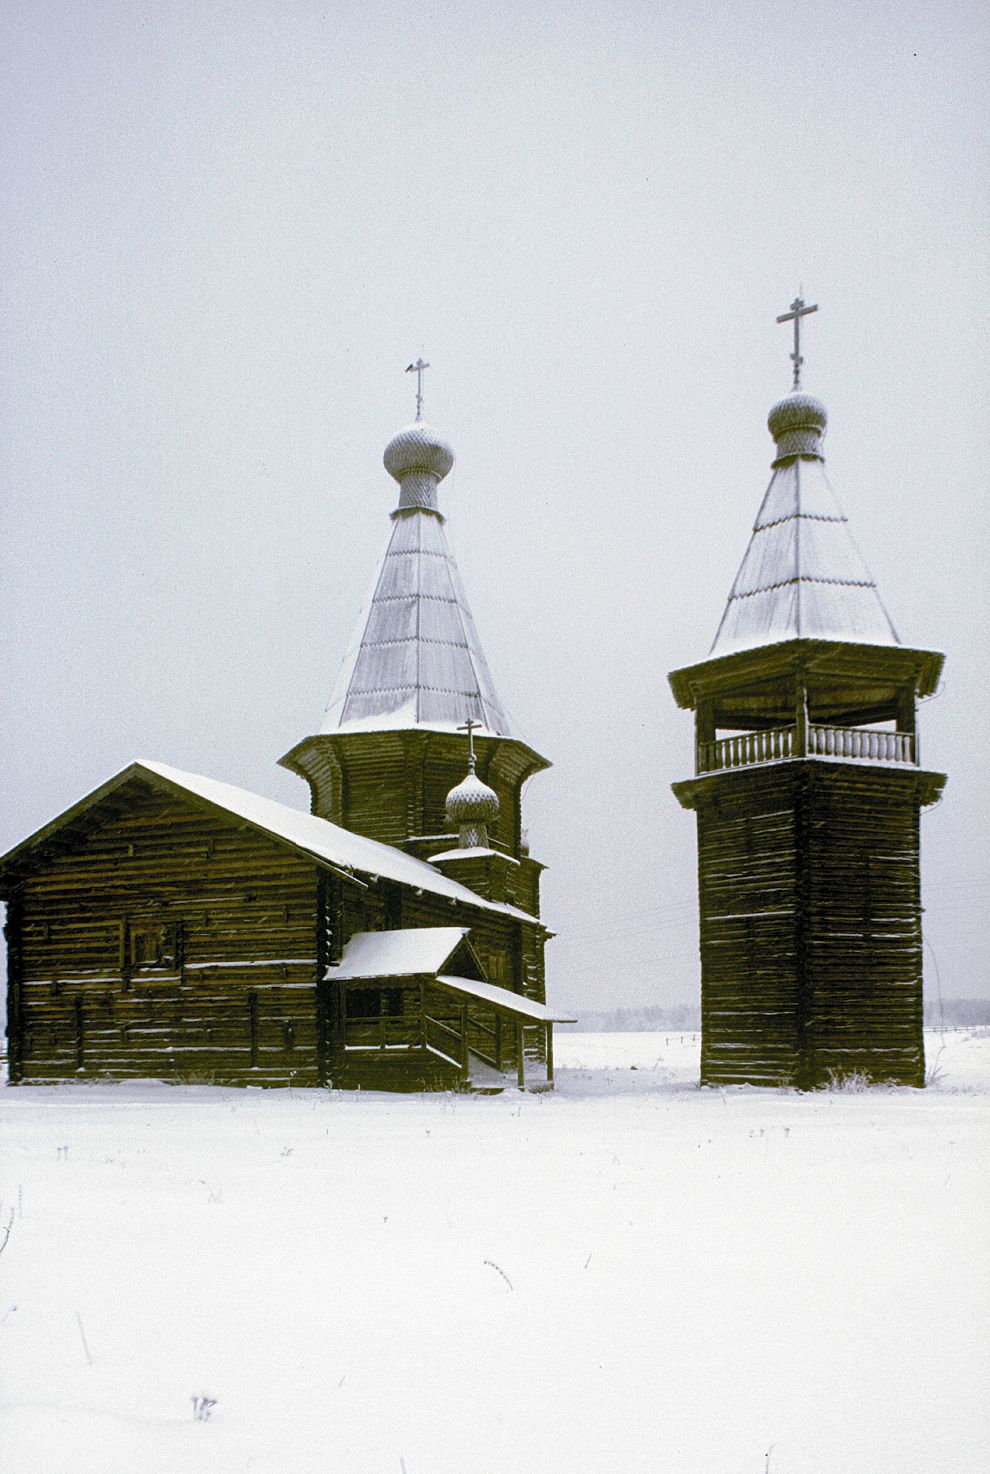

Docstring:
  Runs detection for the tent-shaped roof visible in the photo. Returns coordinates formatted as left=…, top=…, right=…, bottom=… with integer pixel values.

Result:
left=323, top=507, right=513, bottom=735
left=710, top=392, right=900, bottom=657
left=0, top=760, right=544, bottom=930
left=321, top=419, right=515, bottom=737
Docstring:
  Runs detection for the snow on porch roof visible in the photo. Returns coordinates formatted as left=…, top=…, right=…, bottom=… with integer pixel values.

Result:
left=327, top=927, right=473, bottom=980
left=327, top=929, right=574, bottom=1024
left=329, top=929, right=574, bottom=1023
left=0, top=760, right=545, bottom=930
left=433, top=975, right=575, bottom=1025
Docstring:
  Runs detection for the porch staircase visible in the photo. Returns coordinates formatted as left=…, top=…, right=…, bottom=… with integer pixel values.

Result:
left=464, top=1047, right=554, bottom=1094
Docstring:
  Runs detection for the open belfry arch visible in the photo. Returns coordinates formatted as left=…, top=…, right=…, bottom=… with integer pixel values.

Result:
left=2, top=370, right=568, bottom=1090
left=669, top=301, right=945, bottom=1088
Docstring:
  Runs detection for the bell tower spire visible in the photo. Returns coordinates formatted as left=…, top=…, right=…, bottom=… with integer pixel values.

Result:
left=710, top=300, right=898, bottom=657
left=669, top=300, right=945, bottom=1089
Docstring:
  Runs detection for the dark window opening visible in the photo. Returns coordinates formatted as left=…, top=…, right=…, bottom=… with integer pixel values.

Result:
left=248, top=991, right=259, bottom=1066
left=345, top=986, right=404, bottom=1019
left=128, top=922, right=182, bottom=970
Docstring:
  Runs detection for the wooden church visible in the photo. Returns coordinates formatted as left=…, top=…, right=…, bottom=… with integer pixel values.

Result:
left=669, top=302, right=945, bottom=1088
left=2, top=387, right=569, bottom=1090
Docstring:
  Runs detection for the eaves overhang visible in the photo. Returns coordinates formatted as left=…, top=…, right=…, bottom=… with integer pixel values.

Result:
left=668, top=638, right=944, bottom=711
left=279, top=728, right=551, bottom=781
left=671, top=760, right=947, bottom=811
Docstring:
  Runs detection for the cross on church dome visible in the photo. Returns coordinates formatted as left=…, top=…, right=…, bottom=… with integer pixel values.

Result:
left=776, top=295, right=818, bottom=390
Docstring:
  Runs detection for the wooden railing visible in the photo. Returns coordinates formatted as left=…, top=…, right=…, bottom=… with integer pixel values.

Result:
left=807, top=725, right=916, bottom=763
left=698, top=723, right=917, bottom=774
left=342, top=987, right=548, bottom=1089
left=698, top=727, right=795, bottom=771
left=342, top=1014, right=420, bottom=1051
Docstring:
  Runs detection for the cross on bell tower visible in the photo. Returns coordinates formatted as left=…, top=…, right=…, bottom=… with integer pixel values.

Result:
left=776, top=296, right=818, bottom=389
left=406, top=357, right=430, bottom=420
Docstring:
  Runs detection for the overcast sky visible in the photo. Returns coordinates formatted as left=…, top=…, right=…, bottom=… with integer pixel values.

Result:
left=2, top=0, right=987, bottom=1012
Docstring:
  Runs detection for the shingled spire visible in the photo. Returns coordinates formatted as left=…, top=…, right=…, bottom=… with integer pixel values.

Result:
left=321, top=418, right=514, bottom=735
left=711, top=387, right=900, bottom=656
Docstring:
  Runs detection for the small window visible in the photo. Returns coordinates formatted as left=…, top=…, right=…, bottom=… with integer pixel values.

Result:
left=128, top=923, right=182, bottom=970
left=345, top=986, right=404, bottom=1019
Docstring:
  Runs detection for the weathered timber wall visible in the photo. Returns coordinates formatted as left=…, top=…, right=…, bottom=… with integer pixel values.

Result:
left=693, top=761, right=928, bottom=1088
left=6, top=775, right=549, bottom=1090
left=9, top=780, right=323, bottom=1085
left=695, top=772, right=802, bottom=1087
left=295, top=731, right=539, bottom=857
left=804, top=764, right=925, bottom=1087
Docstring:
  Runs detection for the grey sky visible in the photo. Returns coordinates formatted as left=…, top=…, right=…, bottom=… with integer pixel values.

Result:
left=2, top=0, right=987, bottom=1010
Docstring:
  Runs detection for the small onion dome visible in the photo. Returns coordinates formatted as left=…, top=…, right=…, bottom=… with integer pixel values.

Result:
left=445, top=770, right=499, bottom=828
left=767, top=391, right=828, bottom=462
left=383, top=421, right=454, bottom=484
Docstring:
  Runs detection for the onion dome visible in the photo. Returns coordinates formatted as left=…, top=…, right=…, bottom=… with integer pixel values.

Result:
left=445, top=767, right=500, bottom=849
left=768, top=390, right=828, bottom=464
left=383, top=421, right=455, bottom=513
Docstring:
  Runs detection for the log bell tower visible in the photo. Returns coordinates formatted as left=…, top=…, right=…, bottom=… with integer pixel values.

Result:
left=669, top=302, right=946, bottom=1088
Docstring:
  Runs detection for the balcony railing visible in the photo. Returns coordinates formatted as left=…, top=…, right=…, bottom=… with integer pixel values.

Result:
left=698, top=723, right=917, bottom=774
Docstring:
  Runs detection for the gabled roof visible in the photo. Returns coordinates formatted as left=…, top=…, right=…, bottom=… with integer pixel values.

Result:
left=329, top=927, right=476, bottom=980
left=0, top=760, right=544, bottom=929
left=321, top=508, right=514, bottom=736
left=329, top=929, right=575, bottom=1023
left=711, top=456, right=900, bottom=657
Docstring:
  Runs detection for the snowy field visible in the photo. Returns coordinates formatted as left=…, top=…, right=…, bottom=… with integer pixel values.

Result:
left=1, top=1031, right=987, bottom=1474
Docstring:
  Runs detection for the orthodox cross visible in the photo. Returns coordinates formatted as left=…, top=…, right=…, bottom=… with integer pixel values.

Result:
left=405, top=357, right=429, bottom=419
left=458, top=716, right=481, bottom=771
left=775, top=296, right=818, bottom=389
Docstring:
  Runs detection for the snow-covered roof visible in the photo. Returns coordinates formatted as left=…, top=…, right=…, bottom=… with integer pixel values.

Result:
left=427, top=846, right=520, bottom=865
left=0, top=760, right=544, bottom=929
left=433, top=975, right=575, bottom=1025
left=711, top=443, right=900, bottom=657
left=329, top=927, right=472, bottom=980
left=321, top=463, right=515, bottom=736
left=326, top=929, right=573, bottom=1023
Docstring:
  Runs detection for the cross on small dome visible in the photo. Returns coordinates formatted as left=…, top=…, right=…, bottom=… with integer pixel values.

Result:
left=445, top=715, right=500, bottom=848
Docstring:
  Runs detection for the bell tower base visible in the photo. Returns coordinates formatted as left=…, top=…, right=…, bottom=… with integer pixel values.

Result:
left=674, top=759, right=945, bottom=1089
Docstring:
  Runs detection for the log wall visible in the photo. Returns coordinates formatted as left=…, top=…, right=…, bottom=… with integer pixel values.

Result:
left=690, top=761, right=929, bottom=1088
left=8, top=779, right=323, bottom=1086
left=288, top=731, right=542, bottom=858
left=6, top=776, right=549, bottom=1090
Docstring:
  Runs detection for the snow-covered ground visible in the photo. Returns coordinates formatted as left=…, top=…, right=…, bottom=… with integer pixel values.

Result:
left=1, top=1030, right=987, bottom=1474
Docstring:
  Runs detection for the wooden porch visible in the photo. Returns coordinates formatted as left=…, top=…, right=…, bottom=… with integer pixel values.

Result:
left=326, top=929, right=573, bottom=1093
left=336, top=977, right=566, bottom=1091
